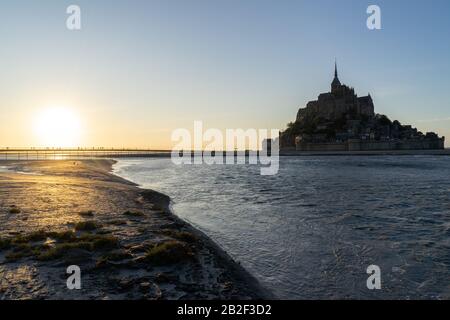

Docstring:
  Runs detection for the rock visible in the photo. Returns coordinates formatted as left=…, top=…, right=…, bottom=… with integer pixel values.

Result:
left=139, top=282, right=151, bottom=292
left=223, top=281, right=233, bottom=291
left=139, top=281, right=162, bottom=300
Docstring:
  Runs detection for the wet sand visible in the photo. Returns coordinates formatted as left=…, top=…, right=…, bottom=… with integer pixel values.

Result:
left=0, top=160, right=270, bottom=300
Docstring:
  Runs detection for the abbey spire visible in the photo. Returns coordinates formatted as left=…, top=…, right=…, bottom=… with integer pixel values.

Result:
left=331, top=61, right=341, bottom=92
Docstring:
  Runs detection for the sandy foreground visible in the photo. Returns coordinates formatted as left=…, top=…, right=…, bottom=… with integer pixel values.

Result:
left=0, top=160, right=270, bottom=300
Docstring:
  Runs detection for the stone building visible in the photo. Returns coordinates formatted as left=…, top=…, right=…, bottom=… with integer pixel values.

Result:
left=280, top=63, right=445, bottom=151
left=296, top=63, right=374, bottom=123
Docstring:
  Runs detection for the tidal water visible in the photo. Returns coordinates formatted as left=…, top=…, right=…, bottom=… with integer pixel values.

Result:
left=113, top=156, right=450, bottom=299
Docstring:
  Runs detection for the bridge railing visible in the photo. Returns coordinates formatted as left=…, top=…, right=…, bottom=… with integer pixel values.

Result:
left=0, top=149, right=171, bottom=160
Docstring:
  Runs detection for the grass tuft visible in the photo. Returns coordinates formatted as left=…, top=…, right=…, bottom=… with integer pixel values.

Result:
left=74, top=220, right=99, bottom=231
left=123, top=210, right=144, bottom=217
left=79, top=210, right=95, bottom=217
left=161, top=229, right=198, bottom=243
left=78, top=234, right=119, bottom=250
left=144, top=240, right=194, bottom=265
left=11, top=230, right=48, bottom=244
left=99, top=249, right=132, bottom=262
left=37, top=242, right=93, bottom=261
left=48, top=230, right=76, bottom=242
left=5, top=243, right=40, bottom=262
left=1, top=229, right=119, bottom=262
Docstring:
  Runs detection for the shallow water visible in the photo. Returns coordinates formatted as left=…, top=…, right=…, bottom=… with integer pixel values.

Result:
left=0, top=165, right=43, bottom=175
left=114, top=156, right=450, bottom=299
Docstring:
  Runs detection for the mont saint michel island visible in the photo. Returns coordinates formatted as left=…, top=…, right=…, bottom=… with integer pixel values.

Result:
left=280, top=64, right=445, bottom=152
left=2, top=0, right=450, bottom=305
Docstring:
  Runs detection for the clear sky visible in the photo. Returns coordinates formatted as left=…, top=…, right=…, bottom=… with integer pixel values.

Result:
left=1, top=0, right=449, bottom=148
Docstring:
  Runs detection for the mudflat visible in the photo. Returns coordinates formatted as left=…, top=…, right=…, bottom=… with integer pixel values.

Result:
left=0, top=160, right=269, bottom=300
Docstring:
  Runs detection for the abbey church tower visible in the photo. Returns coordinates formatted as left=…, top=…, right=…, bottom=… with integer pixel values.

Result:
left=331, top=62, right=341, bottom=93
left=296, top=63, right=374, bottom=123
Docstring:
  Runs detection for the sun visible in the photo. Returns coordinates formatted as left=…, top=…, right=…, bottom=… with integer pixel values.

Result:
left=33, top=107, right=82, bottom=148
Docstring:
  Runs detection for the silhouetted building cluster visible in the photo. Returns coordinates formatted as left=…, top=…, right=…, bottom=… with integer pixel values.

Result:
left=280, top=64, right=445, bottom=151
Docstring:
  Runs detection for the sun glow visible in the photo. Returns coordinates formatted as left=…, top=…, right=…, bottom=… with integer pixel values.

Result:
left=33, top=107, right=82, bottom=148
